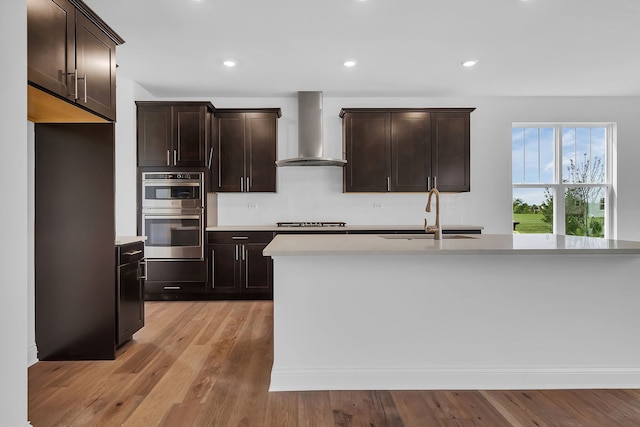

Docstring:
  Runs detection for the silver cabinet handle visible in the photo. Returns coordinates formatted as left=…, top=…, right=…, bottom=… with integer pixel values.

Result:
left=232, top=236, right=249, bottom=240
left=163, top=286, right=181, bottom=290
left=246, top=177, right=250, bottom=192
left=241, top=244, right=246, bottom=261
left=167, top=150, right=171, bottom=166
left=211, top=249, right=216, bottom=289
left=235, top=244, right=239, bottom=261
left=73, top=69, right=78, bottom=100
left=82, top=74, right=87, bottom=103
left=244, top=247, right=248, bottom=286
left=75, top=72, right=87, bottom=102
left=387, top=176, right=391, bottom=192
left=427, top=176, right=431, bottom=191
left=208, top=147, right=214, bottom=169
left=240, top=177, right=244, bottom=192
left=433, top=176, right=437, bottom=189
left=124, top=249, right=143, bottom=256
left=173, top=150, right=177, bottom=165
left=138, top=261, right=147, bottom=280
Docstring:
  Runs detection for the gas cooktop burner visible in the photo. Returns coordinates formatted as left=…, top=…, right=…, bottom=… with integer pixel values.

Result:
left=277, top=221, right=347, bottom=228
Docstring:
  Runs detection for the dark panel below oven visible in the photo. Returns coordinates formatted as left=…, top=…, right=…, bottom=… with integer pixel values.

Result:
left=145, top=259, right=206, bottom=282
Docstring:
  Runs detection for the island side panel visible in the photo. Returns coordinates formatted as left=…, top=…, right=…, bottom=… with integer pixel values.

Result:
left=270, top=254, right=640, bottom=391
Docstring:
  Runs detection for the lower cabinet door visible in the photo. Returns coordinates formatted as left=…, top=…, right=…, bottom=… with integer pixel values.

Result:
left=118, top=261, right=144, bottom=346
left=208, top=244, right=242, bottom=294
left=243, top=243, right=273, bottom=296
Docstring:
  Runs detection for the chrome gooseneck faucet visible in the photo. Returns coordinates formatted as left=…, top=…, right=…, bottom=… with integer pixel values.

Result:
left=424, top=186, right=442, bottom=240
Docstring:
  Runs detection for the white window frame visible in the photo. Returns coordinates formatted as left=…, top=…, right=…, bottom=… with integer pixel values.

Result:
left=512, top=122, right=615, bottom=238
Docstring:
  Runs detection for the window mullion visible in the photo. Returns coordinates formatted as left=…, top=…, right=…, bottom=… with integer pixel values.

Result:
left=554, top=125, right=565, bottom=234
left=555, top=185, right=566, bottom=235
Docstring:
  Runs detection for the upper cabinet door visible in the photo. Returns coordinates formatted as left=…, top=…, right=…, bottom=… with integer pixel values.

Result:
left=214, top=109, right=280, bottom=193
left=137, top=104, right=172, bottom=167
left=245, top=112, right=277, bottom=193
left=391, top=112, right=431, bottom=192
left=75, top=12, right=117, bottom=121
left=215, top=113, right=245, bottom=192
left=343, top=112, right=391, bottom=192
left=27, top=0, right=75, bottom=100
left=173, top=105, right=207, bottom=167
left=431, top=112, right=471, bottom=192
left=136, top=102, right=214, bottom=167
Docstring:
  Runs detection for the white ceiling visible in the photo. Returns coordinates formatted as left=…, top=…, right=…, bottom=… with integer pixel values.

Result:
left=84, top=0, right=640, bottom=98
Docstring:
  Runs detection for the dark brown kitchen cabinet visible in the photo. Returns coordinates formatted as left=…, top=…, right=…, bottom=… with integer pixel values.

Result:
left=340, top=108, right=474, bottom=193
left=342, top=112, right=390, bottom=192
left=27, top=0, right=123, bottom=121
left=431, top=112, right=471, bottom=192
left=213, top=109, right=281, bottom=193
left=136, top=102, right=215, bottom=167
left=207, top=232, right=273, bottom=299
left=35, top=123, right=116, bottom=360
left=116, top=241, right=145, bottom=347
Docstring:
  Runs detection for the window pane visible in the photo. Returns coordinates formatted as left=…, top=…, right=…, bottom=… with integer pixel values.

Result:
left=513, top=127, right=554, bottom=184
left=513, top=188, right=553, bottom=234
left=512, top=128, right=524, bottom=183
left=524, top=128, right=539, bottom=183
left=564, top=187, right=606, bottom=237
left=539, top=128, right=554, bottom=183
left=562, top=127, right=607, bottom=183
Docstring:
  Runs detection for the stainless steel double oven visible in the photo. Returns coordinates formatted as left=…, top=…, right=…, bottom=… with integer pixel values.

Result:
left=141, top=172, right=205, bottom=260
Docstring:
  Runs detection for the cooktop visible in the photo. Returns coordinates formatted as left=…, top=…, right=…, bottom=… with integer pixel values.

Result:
left=276, top=222, right=347, bottom=228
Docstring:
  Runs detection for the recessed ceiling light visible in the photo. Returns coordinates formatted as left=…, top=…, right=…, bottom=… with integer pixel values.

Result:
left=223, top=60, right=237, bottom=67
left=344, top=60, right=357, bottom=68
left=462, top=59, right=478, bottom=68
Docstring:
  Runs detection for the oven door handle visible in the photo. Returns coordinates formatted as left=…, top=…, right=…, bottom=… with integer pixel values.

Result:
left=142, top=182, right=202, bottom=187
left=142, top=215, right=201, bottom=220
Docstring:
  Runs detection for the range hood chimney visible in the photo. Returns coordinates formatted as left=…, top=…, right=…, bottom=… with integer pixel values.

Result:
left=276, top=91, right=346, bottom=167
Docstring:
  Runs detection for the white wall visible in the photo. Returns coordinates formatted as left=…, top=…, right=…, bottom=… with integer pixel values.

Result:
left=114, top=79, right=155, bottom=236
left=0, top=0, right=31, bottom=425
left=115, top=85, right=640, bottom=240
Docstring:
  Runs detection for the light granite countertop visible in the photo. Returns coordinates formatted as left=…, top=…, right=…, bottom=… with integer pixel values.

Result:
left=206, top=224, right=483, bottom=232
left=115, top=236, right=146, bottom=246
left=264, top=233, right=640, bottom=256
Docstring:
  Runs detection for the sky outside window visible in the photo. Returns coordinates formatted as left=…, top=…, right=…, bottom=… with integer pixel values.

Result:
left=512, top=127, right=554, bottom=187
left=562, top=127, right=607, bottom=183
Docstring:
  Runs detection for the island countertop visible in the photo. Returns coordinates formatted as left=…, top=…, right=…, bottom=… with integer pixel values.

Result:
left=115, top=236, right=147, bottom=246
left=206, top=224, right=483, bottom=232
left=263, top=233, right=640, bottom=256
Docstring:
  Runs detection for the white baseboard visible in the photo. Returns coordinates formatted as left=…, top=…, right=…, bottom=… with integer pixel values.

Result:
left=269, top=367, right=640, bottom=392
left=27, top=344, right=38, bottom=367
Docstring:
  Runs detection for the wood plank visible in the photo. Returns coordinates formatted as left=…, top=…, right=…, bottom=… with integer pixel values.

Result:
left=297, top=391, right=336, bottom=427
left=27, top=301, right=640, bottom=426
left=265, top=392, right=299, bottom=427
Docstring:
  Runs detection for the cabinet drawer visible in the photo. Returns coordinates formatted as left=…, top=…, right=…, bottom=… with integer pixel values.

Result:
left=274, top=230, right=348, bottom=235
left=144, top=281, right=207, bottom=294
left=117, top=241, right=144, bottom=264
left=207, top=231, right=274, bottom=244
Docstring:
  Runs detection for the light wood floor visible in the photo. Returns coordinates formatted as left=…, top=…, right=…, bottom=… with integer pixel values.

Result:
left=29, top=301, right=640, bottom=426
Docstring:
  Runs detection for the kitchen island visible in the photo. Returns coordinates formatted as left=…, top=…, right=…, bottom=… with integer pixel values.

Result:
left=264, top=233, right=640, bottom=391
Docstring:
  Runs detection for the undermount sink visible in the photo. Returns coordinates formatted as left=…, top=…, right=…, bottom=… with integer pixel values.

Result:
left=381, top=234, right=478, bottom=240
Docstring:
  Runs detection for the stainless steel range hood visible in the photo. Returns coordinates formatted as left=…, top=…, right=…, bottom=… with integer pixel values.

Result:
left=276, top=91, right=346, bottom=167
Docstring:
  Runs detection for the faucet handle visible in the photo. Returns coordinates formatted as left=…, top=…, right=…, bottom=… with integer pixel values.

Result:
left=424, top=218, right=428, bottom=231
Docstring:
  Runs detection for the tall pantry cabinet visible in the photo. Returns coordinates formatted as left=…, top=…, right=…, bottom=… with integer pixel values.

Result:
left=29, top=0, right=125, bottom=360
